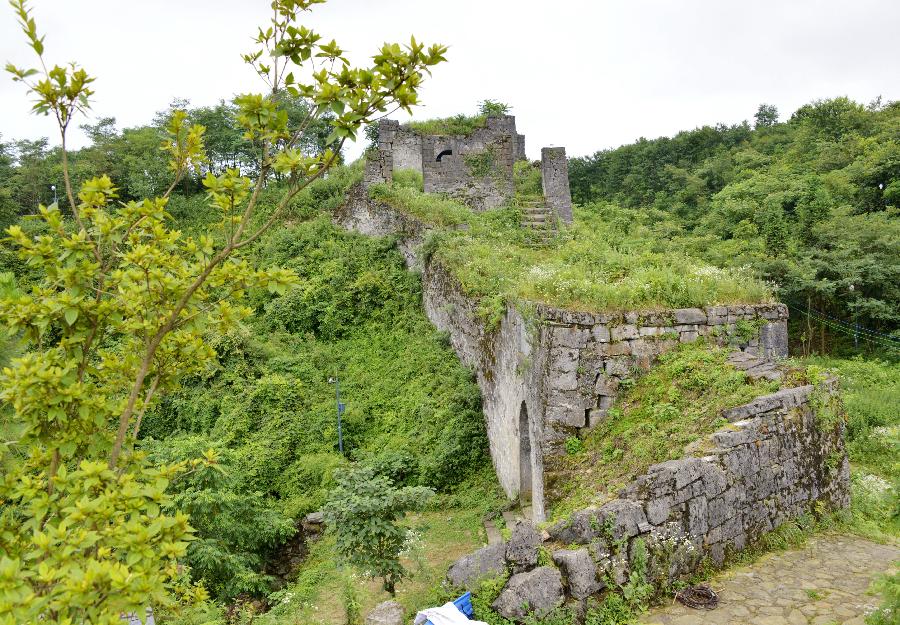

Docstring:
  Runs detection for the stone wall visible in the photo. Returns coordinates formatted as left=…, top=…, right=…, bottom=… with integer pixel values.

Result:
left=446, top=382, right=849, bottom=620
left=422, top=134, right=516, bottom=210
left=365, top=115, right=525, bottom=210
left=333, top=188, right=791, bottom=524
left=540, top=147, right=573, bottom=224
left=536, top=302, right=789, bottom=450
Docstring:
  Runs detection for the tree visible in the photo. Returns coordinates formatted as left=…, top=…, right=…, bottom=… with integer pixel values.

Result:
left=0, top=0, right=446, bottom=622
left=754, top=103, right=779, bottom=128
left=323, top=466, right=432, bottom=595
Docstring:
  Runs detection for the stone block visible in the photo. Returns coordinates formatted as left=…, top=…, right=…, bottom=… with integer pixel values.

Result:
left=365, top=600, right=404, bottom=625
left=587, top=408, right=609, bottom=428
left=598, top=499, right=647, bottom=540
left=611, top=324, right=639, bottom=341
left=674, top=308, right=707, bottom=324
left=646, top=496, right=673, bottom=525
left=549, top=508, right=600, bottom=544
left=699, top=460, right=729, bottom=497
left=591, top=325, right=611, bottom=343
left=506, top=520, right=541, bottom=573
left=554, top=326, right=590, bottom=349
left=552, top=548, right=603, bottom=599
left=705, top=306, right=728, bottom=325
left=686, top=496, right=709, bottom=538
left=605, top=358, right=630, bottom=377
left=546, top=401, right=586, bottom=428
left=549, top=348, right=578, bottom=374
left=594, top=374, right=619, bottom=396
left=492, top=567, right=564, bottom=619
left=447, top=542, right=507, bottom=590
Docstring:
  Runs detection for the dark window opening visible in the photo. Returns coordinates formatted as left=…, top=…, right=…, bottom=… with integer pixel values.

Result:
left=436, top=149, right=453, bottom=162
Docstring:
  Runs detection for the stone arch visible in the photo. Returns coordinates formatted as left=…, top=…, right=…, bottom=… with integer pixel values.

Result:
left=518, top=401, right=532, bottom=503
left=436, top=149, right=453, bottom=162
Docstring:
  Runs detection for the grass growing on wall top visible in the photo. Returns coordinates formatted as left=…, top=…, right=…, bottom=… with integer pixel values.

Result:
left=548, top=342, right=782, bottom=521
left=368, top=184, right=773, bottom=314
left=405, top=113, right=488, bottom=136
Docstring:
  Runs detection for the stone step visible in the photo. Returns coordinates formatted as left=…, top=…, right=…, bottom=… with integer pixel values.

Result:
left=502, top=509, right=524, bottom=527
left=483, top=519, right=503, bottom=545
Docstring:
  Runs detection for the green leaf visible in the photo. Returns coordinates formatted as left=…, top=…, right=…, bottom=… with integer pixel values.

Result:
left=64, top=308, right=78, bottom=325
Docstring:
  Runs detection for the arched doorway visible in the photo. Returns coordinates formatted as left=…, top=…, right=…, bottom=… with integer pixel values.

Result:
left=436, top=149, right=453, bottom=161
left=519, top=401, right=532, bottom=504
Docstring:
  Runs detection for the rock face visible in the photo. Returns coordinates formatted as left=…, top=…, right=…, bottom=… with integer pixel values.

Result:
left=505, top=520, right=541, bottom=572
left=446, top=542, right=507, bottom=590
left=365, top=600, right=404, bottom=625
left=492, top=567, right=564, bottom=620
left=334, top=186, right=790, bottom=523
left=551, top=548, right=603, bottom=599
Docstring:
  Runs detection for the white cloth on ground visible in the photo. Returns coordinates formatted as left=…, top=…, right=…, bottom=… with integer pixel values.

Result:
left=413, top=602, right=487, bottom=625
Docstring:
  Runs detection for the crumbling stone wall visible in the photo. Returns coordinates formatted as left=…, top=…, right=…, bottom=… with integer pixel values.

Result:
left=365, top=115, right=525, bottom=210
left=537, top=303, right=789, bottom=449
left=422, top=134, right=516, bottom=210
left=445, top=381, right=849, bottom=621
left=333, top=188, right=789, bottom=523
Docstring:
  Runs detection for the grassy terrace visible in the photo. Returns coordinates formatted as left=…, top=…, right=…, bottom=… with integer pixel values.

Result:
left=368, top=176, right=773, bottom=321
left=403, top=113, right=489, bottom=136
left=546, top=342, right=787, bottom=520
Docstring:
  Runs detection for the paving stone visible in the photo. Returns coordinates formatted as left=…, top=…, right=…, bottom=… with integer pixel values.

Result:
left=639, top=535, right=899, bottom=625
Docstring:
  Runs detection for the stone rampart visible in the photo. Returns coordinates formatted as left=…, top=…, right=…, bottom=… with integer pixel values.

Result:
left=445, top=382, right=849, bottom=620
left=333, top=187, right=789, bottom=523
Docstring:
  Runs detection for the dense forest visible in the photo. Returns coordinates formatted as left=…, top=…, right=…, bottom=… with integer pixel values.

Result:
left=570, top=98, right=899, bottom=356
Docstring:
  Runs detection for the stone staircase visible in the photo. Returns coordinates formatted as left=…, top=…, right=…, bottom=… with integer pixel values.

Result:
left=520, top=200, right=556, bottom=241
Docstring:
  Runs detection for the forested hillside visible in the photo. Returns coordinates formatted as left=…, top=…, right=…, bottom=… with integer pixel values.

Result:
left=569, top=98, right=899, bottom=355
left=2, top=92, right=897, bottom=625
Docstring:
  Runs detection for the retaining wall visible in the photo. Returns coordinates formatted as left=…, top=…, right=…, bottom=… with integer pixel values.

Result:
left=445, top=381, right=849, bottom=620
left=334, top=187, right=792, bottom=523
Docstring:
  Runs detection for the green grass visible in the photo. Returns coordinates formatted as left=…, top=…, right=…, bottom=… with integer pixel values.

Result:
left=368, top=183, right=773, bottom=315
left=369, top=181, right=472, bottom=226
left=405, top=113, right=488, bottom=136
left=253, top=467, right=505, bottom=625
left=548, top=342, right=783, bottom=520
left=801, top=356, right=899, bottom=542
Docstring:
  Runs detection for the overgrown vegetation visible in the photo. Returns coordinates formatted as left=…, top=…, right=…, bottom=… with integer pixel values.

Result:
left=405, top=113, right=488, bottom=137
left=569, top=99, right=900, bottom=350
left=372, top=183, right=772, bottom=316
left=548, top=342, right=782, bottom=519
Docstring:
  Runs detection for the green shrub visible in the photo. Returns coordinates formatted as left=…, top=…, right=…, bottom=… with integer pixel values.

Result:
left=867, top=568, right=900, bottom=625
left=406, top=113, right=487, bottom=136
left=143, top=436, right=297, bottom=601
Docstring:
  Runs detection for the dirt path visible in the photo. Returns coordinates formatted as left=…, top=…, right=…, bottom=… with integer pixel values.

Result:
left=639, top=534, right=898, bottom=625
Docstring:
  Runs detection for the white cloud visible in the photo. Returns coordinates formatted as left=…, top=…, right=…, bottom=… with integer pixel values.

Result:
left=1, top=0, right=898, bottom=162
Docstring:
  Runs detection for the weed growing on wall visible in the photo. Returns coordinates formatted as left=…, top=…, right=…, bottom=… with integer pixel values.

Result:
left=406, top=113, right=488, bottom=136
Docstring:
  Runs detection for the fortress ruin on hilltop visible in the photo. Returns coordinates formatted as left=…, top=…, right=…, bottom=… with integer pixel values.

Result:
left=364, top=115, right=574, bottom=224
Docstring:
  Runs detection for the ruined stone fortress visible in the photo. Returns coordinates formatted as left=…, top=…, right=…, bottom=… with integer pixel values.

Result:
left=364, top=115, right=573, bottom=222
left=337, top=112, right=849, bottom=618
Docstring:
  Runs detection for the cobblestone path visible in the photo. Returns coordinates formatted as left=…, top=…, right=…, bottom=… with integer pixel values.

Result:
left=640, top=534, right=898, bottom=625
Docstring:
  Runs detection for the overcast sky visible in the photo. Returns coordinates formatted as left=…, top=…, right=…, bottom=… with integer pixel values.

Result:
left=1, top=0, right=898, bottom=162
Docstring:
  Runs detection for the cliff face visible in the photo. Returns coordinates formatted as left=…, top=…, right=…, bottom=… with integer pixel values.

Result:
left=333, top=185, right=791, bottom=522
